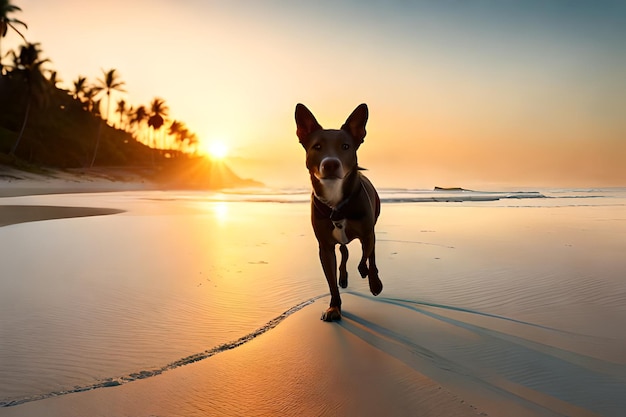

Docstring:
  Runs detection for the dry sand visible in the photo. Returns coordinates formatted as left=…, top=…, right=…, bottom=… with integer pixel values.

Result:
left=1, top=175, right=625, bottom=417
left=0, top=166, right=155, bottom=198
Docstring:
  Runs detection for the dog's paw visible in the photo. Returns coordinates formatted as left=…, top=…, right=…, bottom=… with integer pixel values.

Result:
left=358, top=261, right=368, bottom=278
left=339, top=272, right=348, bottom=288
left=369, top=276, right=383, bottom=296
left=321, top=306, right=342, bottom=322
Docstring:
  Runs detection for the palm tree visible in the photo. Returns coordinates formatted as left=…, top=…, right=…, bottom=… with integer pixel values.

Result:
left=130, top=105, right=148, bottom=144
left=93, top=68, right=125, bottom=124
left=147, top=97, right=169, bottom=150
left=81, top=86, right=98, bottom=113
left=169, top=120, right=182, bottom=135
left=0, top=0, right=27, bottom=75
left=91, top=97, right=101, bottom=117
left=71, top=75, right=87, bottom=101
left=48, top=70, right=61, bottom=89
left=168, top=121, right=195, bottom=153
left=10, top=42, right=49, bottom=155
left=124, top=104, right=133, bottom=132
left=116, top=98, right=126, bottom=129
left=186, top=132, right=199, bottom=154
left=168, top=120, right=184, bottom=150
left=90, top=68, right=125, bottom=167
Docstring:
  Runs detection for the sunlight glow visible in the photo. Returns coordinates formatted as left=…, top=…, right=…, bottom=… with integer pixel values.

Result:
left=202, top=140, right=229, bottom=160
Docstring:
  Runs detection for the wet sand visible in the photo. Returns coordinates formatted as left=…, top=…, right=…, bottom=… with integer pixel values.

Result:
left=1, top=182, right=625, bottom=417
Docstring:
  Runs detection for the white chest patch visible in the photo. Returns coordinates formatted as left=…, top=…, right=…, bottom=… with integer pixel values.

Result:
left=318, top=178, right=344, bottom=207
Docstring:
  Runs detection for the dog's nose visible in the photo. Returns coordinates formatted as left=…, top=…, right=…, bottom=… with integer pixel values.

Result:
left=320, top=158, right=342, bottom=178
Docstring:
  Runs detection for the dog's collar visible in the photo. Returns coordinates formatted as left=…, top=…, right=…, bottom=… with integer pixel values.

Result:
left=312, top=194, right=351, bottom=244
left=313, top=194, right=345, bottom=221
left=312, top=182, right=363, bottom=222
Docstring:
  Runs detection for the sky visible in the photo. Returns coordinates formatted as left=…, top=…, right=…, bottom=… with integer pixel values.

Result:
left=4, top=0, right=626, bottom=188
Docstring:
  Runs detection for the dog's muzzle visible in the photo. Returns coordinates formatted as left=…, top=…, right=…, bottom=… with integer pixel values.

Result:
left=319, top=157, right=344, bottom=179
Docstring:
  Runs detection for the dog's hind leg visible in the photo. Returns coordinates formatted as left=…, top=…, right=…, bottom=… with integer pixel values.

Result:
left=358, top=234, right=382, bottom=296
left=367, top=246, right=382, bottom=296
left=357, top=237, right=370, bottom=278
left=338, top=244, right=349, bottom=289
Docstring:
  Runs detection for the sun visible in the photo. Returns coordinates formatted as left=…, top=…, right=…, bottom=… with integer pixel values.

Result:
left=202, top=140, right=229, bottom=160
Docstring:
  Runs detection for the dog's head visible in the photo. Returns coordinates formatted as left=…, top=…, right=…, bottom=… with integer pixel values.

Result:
left=295, top=103, right=369, bottom=206
left=295, top=103, right=368, bottom=177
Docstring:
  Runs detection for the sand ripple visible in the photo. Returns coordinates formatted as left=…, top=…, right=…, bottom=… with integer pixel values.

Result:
left=340, top=293, right=626, bottom=417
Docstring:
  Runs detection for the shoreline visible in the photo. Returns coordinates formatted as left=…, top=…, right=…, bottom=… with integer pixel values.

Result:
left=0, top=205, right=125, bottom=228
left=0, top=166, right=149, bottom=227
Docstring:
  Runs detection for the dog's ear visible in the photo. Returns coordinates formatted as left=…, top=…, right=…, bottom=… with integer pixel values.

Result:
left=341, top=103, right=368, bottom=144
left=295, top=103, right=322, bottom=146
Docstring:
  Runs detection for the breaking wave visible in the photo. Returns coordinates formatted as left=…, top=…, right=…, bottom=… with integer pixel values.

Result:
left=141, top=187, right=626, bottom=206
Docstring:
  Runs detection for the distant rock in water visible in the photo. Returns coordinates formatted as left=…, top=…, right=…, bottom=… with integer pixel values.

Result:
left=434, top=186, right=472, bottom=192
left=155, top=157, right=263, bottom=190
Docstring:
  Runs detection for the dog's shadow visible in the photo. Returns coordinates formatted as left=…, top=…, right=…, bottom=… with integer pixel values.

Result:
left=334, top=295, right=625, bottom=415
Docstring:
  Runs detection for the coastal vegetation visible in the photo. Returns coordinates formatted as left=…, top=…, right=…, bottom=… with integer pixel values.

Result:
left=0, top=0, right=257, bottom=188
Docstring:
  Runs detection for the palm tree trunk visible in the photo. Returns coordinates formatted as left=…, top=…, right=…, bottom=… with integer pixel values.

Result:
left=150, top=128, right=155, bottom=167
left=90, top=92, right=111, bottom=167
left=90, top=119, right=103, bottom=167
left=105, top=92, right=111, bottom=124
left=10, top=95, right=32, bottom=156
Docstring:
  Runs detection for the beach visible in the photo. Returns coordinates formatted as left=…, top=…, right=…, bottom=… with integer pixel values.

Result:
left=1, top=178, right=625, bottom=417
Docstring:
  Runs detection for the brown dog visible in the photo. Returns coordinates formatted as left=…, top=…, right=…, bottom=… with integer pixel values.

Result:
left=295, top=103, right=382, bottom=321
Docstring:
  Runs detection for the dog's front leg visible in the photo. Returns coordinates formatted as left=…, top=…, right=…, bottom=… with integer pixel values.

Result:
left=338, top=244, right=349, bottom=289
left=319, top=244, right=342, bottom=321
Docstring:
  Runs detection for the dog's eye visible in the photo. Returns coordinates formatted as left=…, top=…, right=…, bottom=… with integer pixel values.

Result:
left=342, top=144, right=350, bottom=150
left=312, top=144, right=322, bottom=150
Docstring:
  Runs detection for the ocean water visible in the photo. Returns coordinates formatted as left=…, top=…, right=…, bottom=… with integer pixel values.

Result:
left=1, top=187, right=625, bottom=410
